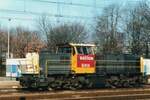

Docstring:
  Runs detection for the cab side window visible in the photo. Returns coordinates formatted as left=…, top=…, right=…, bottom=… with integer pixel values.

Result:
left=76, top=46, right=83, bottom=54
left=58, top=47, right=71, bottom=54
left=72, top=47, right=75, bottom=55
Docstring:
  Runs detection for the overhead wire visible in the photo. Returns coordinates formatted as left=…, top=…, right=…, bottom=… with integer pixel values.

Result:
left=0, top=0, right=142, bottom=23
left=29, top=0, right=100, bottom=8
left=0, top=9, right=94, bottom=19
left=0, top=0, right=101, bottom=21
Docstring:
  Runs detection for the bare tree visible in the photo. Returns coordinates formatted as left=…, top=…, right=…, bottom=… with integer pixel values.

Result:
left=47, top=23, right=88, bottom=51
left=126, top=1, right=150, bottom=56
left=11, top=27, right=44, bottom=57
left=0, top=30, right=7, bottom=53
left=95, top=4, right=124, bottom=54
left=0, top=27, right=7, bottom=76
left=37, top=15, right=88, bottom=51
left=36, top=15, right=51, bottom=43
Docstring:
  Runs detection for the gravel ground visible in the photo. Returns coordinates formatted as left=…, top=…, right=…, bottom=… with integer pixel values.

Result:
left=0, top=81, right=20, bottom=88
left=0, top=77, right=20, bottom=89
left=0, top=77, right=16, bottom=81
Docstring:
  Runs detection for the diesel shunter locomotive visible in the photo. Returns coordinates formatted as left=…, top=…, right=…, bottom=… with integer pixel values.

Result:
left=19, top=43, right=146, bottom=90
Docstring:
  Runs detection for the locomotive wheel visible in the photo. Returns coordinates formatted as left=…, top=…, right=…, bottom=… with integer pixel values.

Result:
left=124, top=82, right=130, bottom=87
left=84, top=78, right=93, bottom=88
left=69, top=84, right=77, bottom=90
left=105, top=80, right=112, bottom=88
left=48, top=76, right=84, bottom=90
left=48, top=77, right=63, bottom=90
left=53, top=80, right=63, bottom=89
left=47, top=75, right=97, bottom=90
left=68, top=77, right=83, bottom=90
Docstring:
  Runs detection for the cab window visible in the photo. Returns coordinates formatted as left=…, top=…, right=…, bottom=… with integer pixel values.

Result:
left=58, top=47, right=71, bottom=54
left=76, top=46, right=93, bottom=55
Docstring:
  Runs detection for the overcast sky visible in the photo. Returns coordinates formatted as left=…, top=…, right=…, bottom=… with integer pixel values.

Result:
left=0, top=0, right=147, bottom=30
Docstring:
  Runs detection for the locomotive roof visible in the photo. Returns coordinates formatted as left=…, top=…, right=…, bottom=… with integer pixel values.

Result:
left=69, top=43, right=95, bottom=47
left=56, top=43, right=95, bottom=47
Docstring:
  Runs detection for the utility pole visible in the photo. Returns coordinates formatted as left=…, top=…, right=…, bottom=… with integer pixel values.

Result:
left=7, top=18, right=11, bottom=58
left=57, top=0, right=60, bottom=23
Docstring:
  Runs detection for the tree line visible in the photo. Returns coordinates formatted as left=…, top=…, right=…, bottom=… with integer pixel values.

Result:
left=95, top=1, right=150, bottom=56
left=0, top=0, right=150, bottom=58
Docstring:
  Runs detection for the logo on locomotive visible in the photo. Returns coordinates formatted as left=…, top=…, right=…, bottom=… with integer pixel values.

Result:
left=77, top=55, right=95, bottom=68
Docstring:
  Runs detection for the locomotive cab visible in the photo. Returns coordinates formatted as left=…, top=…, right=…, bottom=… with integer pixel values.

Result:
left=70, top=43, right=96, bottom=74
left=57, top=43, right=96, bottom=74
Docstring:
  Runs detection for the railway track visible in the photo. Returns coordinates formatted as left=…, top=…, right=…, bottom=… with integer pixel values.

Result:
left=1, top=88, right=150, bottom=100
